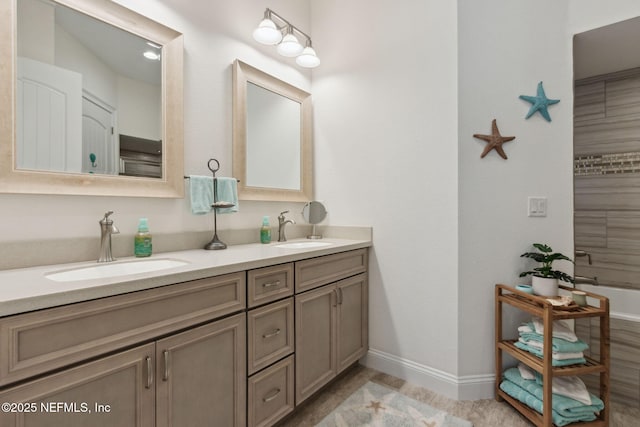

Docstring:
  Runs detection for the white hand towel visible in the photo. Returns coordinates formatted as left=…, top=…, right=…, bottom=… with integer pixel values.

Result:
left=517, top=338, right=584, bottom=360
left=519, top=362, right=593, bottom=406
left=518, top=363, right=536, bottom=380
left=551, top=376, right=592, bottom=406
left=518, top=324, right=534, bottom=334
left=532, top=317, right=578, bottom=342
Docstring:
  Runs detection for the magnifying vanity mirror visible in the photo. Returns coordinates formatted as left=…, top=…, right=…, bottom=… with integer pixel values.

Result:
left=232, top=59, right=313, bottom=202
left=302, top=200, right=327, bottom=239
left=0, top=0, right=184, bottom=197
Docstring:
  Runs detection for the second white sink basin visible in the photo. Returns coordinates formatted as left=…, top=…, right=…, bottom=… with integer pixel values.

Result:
left=46, top=258, right=189, bottom=282
left=274, top=241, right=333, bottom=249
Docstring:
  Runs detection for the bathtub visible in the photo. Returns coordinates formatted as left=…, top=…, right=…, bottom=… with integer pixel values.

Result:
left=576, top=284, right=640, bottom=407
left=577, top=284, right=640, bottom=322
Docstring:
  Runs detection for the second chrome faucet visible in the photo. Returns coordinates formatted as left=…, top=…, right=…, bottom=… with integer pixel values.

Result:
left=98, top=211, right=120, bottom=262
left=277, top=210, right=295, bottom=242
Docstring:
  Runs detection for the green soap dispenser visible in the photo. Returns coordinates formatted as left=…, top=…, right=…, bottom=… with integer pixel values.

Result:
left=260, top=216, right=271, bottom=244
left=134, top=218, right=152, bottom=257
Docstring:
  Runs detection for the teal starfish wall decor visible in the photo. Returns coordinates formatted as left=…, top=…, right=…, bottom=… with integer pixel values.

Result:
left=519, top=81, right=559, bottom=122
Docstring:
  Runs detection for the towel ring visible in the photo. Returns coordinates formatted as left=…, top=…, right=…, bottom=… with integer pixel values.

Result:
left=207, top=158, right=220, bottom=176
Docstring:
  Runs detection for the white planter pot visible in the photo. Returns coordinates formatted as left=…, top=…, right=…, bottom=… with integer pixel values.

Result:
left=531, top=276, right=559, bottom=297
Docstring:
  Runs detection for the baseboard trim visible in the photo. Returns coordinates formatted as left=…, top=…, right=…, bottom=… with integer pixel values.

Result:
left=362, top=348, right=495, bottom=400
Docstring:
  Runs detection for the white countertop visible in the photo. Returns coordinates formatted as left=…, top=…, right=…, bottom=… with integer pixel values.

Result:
left=0, top=238, right=371, bottom=317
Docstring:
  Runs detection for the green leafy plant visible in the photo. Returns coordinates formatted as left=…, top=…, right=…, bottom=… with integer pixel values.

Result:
left=519, top=243, right=574, bottom=283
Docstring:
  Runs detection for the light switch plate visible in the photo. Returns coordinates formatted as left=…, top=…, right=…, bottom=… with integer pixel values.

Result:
left=528, top=197, right=547, bottom=217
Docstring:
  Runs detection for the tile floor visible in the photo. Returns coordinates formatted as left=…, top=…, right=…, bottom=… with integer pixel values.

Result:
left=277, top=364, right=640, bottom=427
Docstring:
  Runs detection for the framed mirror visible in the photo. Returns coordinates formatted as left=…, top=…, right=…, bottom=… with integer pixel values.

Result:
left=0, top=0, right=184, bottom=197
left=232, top=59, right=313, bottom=202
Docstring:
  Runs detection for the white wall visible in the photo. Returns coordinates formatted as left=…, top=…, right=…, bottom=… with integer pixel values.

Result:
left=457, top=0, right=574, bottom=397
left=117, top=76, right=161, bottom=140
left=0, top=0, right=313, bottom=245
left=311, top=0, right=460, bottom=396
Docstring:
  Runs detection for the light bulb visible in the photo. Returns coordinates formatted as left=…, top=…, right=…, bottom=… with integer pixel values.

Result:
left=277, top=33, right=303, bottom=57
left=253, top=19, right=282, bottom=45
left=296, top=46, right=320, bottom=68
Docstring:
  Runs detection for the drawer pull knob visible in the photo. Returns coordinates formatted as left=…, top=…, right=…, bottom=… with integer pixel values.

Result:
left=263, top=328, right=281, bottom=339
left=263, top=388, right=281, bottom=403
left=145, top=356, right=153, bottom=389
left=263, top=280, right=281, bottom=288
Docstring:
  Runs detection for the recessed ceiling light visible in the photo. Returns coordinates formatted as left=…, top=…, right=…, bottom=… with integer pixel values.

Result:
left=143, top=50, right=161, bottom=61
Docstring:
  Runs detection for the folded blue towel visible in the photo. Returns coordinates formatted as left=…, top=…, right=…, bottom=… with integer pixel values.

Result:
left=500, top=380, right=597, bottom=426
left=189, top=176, right=239, bottom=215
left=520, top=323, right=589, bottom=353
left=514, top=342, right=587, bottom=366
left=503, top=368, right=604, bottom=416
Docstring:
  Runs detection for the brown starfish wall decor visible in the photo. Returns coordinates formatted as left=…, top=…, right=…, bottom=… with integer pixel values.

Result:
left=473, top=119, right=516, bottom=159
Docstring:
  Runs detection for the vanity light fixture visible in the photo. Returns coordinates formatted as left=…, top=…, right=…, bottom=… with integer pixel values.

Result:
left=253, top=8, right=320, bottom=68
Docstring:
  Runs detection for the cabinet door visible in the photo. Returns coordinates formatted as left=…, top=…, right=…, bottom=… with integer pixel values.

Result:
left=295, top=285, right=337, bottom=404
left=155, top=313, right=246, bottom=427
left=0, top=343, right=155, bottom=427
left=337, top=273, right=368, bottom=373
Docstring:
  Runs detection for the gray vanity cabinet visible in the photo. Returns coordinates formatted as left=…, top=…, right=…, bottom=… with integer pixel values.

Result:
left=156, top=313, right=246, bottom=427
left=294, top=249, right=368, bottom=405
left=0, top=272, right=247, bottom=427
left=0, top=343, right=156, bottom=427
left=0, top=246, right=369, bottom=427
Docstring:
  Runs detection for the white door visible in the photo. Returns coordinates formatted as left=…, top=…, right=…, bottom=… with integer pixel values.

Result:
left=17, top=57, right=82, bottom=172
left=82, top=95, right=117, bottom=174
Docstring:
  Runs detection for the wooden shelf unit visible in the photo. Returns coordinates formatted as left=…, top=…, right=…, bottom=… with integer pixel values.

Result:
left=495, top=284, right=610, bottom=427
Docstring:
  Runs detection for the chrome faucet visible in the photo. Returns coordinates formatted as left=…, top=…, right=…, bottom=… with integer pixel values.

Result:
left=277, top=210, right=295, bottom=242
left=98, top=211, right=120, bottom=262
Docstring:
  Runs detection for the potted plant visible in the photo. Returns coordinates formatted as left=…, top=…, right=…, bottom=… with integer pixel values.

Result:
left=519, top=243, right=574, bottom=297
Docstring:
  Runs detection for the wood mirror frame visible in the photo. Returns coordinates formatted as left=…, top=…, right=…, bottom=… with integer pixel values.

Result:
left=0, top=0, right=184, bottom=197
left=232, top=59, right=313, bottom=202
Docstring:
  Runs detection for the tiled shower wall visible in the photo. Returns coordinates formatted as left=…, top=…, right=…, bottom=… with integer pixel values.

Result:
left=574, top=68, right=640, bottom=290
left=574, top=68, right=640, bottom=408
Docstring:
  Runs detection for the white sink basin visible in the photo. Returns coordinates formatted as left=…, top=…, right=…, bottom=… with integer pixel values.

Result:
left=46, top=258, right=189, bottom=282
left=274, top=241, right=333, bottom=249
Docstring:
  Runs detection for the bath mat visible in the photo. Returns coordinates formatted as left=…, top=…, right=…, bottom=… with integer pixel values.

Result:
left=316, top=381, right=473, bottom=427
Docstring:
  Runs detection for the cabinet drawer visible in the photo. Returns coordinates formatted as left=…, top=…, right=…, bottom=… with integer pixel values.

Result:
left=295, top=249, right=367, bottom=293
left=247, top=298, right=294, bottom=375
left=248, top=263, right=293, bottom=308
left=248, top=355, right=295, bottom=427
left=0, top=272, right=245, bottom=387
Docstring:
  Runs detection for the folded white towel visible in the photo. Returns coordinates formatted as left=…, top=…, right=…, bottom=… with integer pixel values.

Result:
left=533, top=318, right=578, bottom=342
left=517, top=363, right=592, bottom=406
left=518, top=363, right=536, bottom=380
left=517, top=338, right=584, bottom=360
left=518, top=324, right=534, bottom=334
left=548, top=376, right=592, bottom=406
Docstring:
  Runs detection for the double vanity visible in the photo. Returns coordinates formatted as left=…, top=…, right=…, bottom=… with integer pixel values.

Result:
left=0, top=236, right=370, bottom=426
